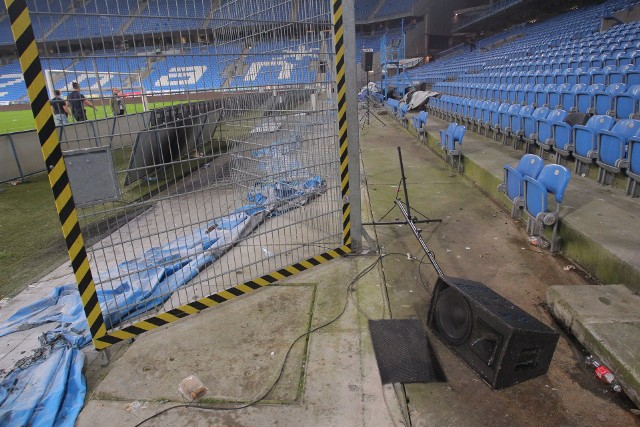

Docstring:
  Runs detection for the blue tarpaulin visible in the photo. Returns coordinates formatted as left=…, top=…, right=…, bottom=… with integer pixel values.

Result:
left=0, top=136, right=326, bottom=426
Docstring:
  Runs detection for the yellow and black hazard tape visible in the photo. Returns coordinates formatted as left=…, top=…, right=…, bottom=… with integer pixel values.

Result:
left=94, top=245, right=351, bottom=349
left=332, top=0, right=352, bottom=248
left=5, top=0, right=108, bottom=348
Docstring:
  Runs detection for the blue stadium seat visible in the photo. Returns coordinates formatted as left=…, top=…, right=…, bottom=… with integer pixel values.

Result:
left=565, top=68, right=579, bottom=86
left=573, top=115, right=617, bottom=174
left=550, top=83, right=571, bottom=109
left=397, top=103, right=410, bottom=126
left=522, top=106, right=550, bottom=152
left=386, top=98, right=400, bottom=114
left=553, top=69, right=565, bottom=85
left=533, top=83, right=547, bottom=106
left=439, top=123, right=457, bottom=150
left=510, top=105, right=535, bottom=148
left=524, top=164, right=571, bottom=252
left=560, top=83, right=586, bottom=112
left=473, top=100, right=489, bottom=132
left=537, top=109, right=568, bottom=156
left=576, top=83, right=605, bottom=113
left=489, top=102, right=510, bottom=139
left=593, top=82, right=626, bottom=115
left=578, top=67, right=596, bottom=85
left=596, top=119, right=640, bottom=184
left=621, top=64, right=640, bottom=85
left=480, top=101, right=499, bottom=135
left=445, top=124, right=466, bottom=172
left=413, top=111, right=429, bottom=141
left=499, top=103, right=521, bottom=143
left=614, top=84, right=640, bottom=119
left=626, top=136, right=640, bottom=197
left=498, top=154, right=545, bottom=217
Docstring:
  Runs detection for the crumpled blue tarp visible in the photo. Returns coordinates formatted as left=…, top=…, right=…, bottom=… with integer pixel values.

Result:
left=0, top=133, right=327, bottom=426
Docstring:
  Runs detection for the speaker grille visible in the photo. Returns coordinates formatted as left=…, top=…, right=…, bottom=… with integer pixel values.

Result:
left=435, top=287, right=472, bottom=345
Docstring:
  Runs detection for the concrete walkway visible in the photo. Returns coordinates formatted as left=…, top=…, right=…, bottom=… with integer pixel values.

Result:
left=76, top=113, right=638, bottom=425
left=420, top=113, right=640, bottom=290
left=1, top=111, right=638, bottom=426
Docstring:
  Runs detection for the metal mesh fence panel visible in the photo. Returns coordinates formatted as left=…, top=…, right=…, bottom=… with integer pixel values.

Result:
left=21, top=0, right=345, bottom=345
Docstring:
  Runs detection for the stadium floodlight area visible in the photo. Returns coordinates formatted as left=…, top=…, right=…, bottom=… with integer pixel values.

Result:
left=13, top=0, right=350, bottom=347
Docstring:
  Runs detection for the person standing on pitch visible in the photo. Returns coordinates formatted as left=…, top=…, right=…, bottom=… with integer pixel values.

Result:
left=50, top=89, right=69, bottom=126
left=110, top=88, right=126, bottom=116
left=66, top=81, right=96, bottom=122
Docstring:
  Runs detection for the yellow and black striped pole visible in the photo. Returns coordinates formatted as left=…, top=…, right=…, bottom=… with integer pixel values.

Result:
left=4, top=0, right=107, bottom=348
left=332, top=0, right=352, bottom=249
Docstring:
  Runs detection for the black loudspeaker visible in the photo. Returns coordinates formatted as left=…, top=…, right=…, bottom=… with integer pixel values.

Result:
left=428, top=276, right=559, bottom=389
left=362, top=49, right=373, bottom=72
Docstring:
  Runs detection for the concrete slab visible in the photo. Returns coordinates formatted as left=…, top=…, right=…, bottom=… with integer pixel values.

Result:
left=361, top=115, right=639, bottom=425
left=547, top=284, right=640, bottom=408
left=92, top=285, right=314, bottom=404
left=419, top=113, right=640, bottom=290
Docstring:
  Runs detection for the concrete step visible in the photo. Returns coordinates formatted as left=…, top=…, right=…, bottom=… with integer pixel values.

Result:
left=405, top=112, right=640, bottom=292
left=546, top=284, right=640, bottom=408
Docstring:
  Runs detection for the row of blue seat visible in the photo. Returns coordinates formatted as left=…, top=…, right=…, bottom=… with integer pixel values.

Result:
left=456, top=64, right=640, bottom=86
left=432, top=83, right=640, bottom=120
left=428, top=97, right=640, bottom=197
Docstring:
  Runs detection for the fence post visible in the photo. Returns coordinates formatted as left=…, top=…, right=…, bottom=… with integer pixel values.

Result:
left=4, top=0, right=107, bottom=349
left=7, top=133, right=26, bottom=183
left=332, top=0, right=361, bottom=252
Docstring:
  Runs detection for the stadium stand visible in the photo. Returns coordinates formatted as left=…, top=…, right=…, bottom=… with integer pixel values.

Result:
left=48, top=0, right=137, bottom=40
left=355, top=0, right=378, bottom=21
left=214, top=0, right=291, bottom=23
left=373, top=0, right=417, bottom=19
left=128, top=0, right=207, bottom=34
left=421, top=0, right=640, bottom=194
left=355, top=27, right=402, bottom=63
left=0, top=61, right=26, bottom=103
left=230, top=40, right=318, bottom=88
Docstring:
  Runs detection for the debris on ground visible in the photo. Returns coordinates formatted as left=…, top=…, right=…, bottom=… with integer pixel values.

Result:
left=178, top=375, right=208, bottom=401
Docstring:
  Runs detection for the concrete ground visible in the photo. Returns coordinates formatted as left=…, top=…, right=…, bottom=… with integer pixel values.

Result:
left=73, top=112, right=639, bottom=426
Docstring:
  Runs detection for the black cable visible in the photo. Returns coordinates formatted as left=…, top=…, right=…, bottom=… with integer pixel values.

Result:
left=416, top=252, right=435, bottom=297
left=133, top=254, right=390, bottom=426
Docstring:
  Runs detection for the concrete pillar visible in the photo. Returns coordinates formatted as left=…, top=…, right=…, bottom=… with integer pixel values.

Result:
left=343, top=1, right=363, bottom=252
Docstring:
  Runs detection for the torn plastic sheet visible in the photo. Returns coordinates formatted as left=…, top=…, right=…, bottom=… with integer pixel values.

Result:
left=0, top=156, right=326, bottom=426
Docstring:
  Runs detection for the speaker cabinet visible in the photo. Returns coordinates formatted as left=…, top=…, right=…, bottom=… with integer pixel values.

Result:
left=362, top=49, right=373, bottom=72
left=428, top=276, right=559, bottom=389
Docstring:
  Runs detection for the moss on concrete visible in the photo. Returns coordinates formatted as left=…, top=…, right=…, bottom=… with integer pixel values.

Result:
left=403, top=113, right=640, bottom=290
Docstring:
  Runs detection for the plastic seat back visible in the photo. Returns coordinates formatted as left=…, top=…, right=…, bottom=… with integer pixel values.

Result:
left=539, top=109, right=568, bottom=142
left=614, top=84, right=640, bottom=119
left=502, top=104, right=521, bottom=129
left=560, top=83, right=586, bottom=111
left=448, top=125, right=466, bottom=150
left=599, top=119, right=640, bottom=166
left=525, top=164, right=571, bottom=218
left=512, top=105, right=534, bottom=133
left=494, top=102, right=510, bottom=127
left=595, top=83, right=626, bottom=115
left=524, top=107, right=550, bottom=138
left=505, top=154, right=544, bottom=201
left=574, top=115, right=616, bottom=157
left=550, top=84, right=571, bottom=108
left=629, top=137, right=640, bottom=176
left=577, top=83, right=605, bottom=113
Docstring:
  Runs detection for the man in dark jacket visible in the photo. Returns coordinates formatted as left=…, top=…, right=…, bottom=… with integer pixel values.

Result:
left=66, top=81, right=96, bottom=122
left=50, top=89, right=69, bottom=126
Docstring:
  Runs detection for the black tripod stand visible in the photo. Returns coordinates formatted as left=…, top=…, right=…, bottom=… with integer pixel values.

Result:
left=359, top=72, right=386, bottom=129
left=363, top=147, right=441, bottom=228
